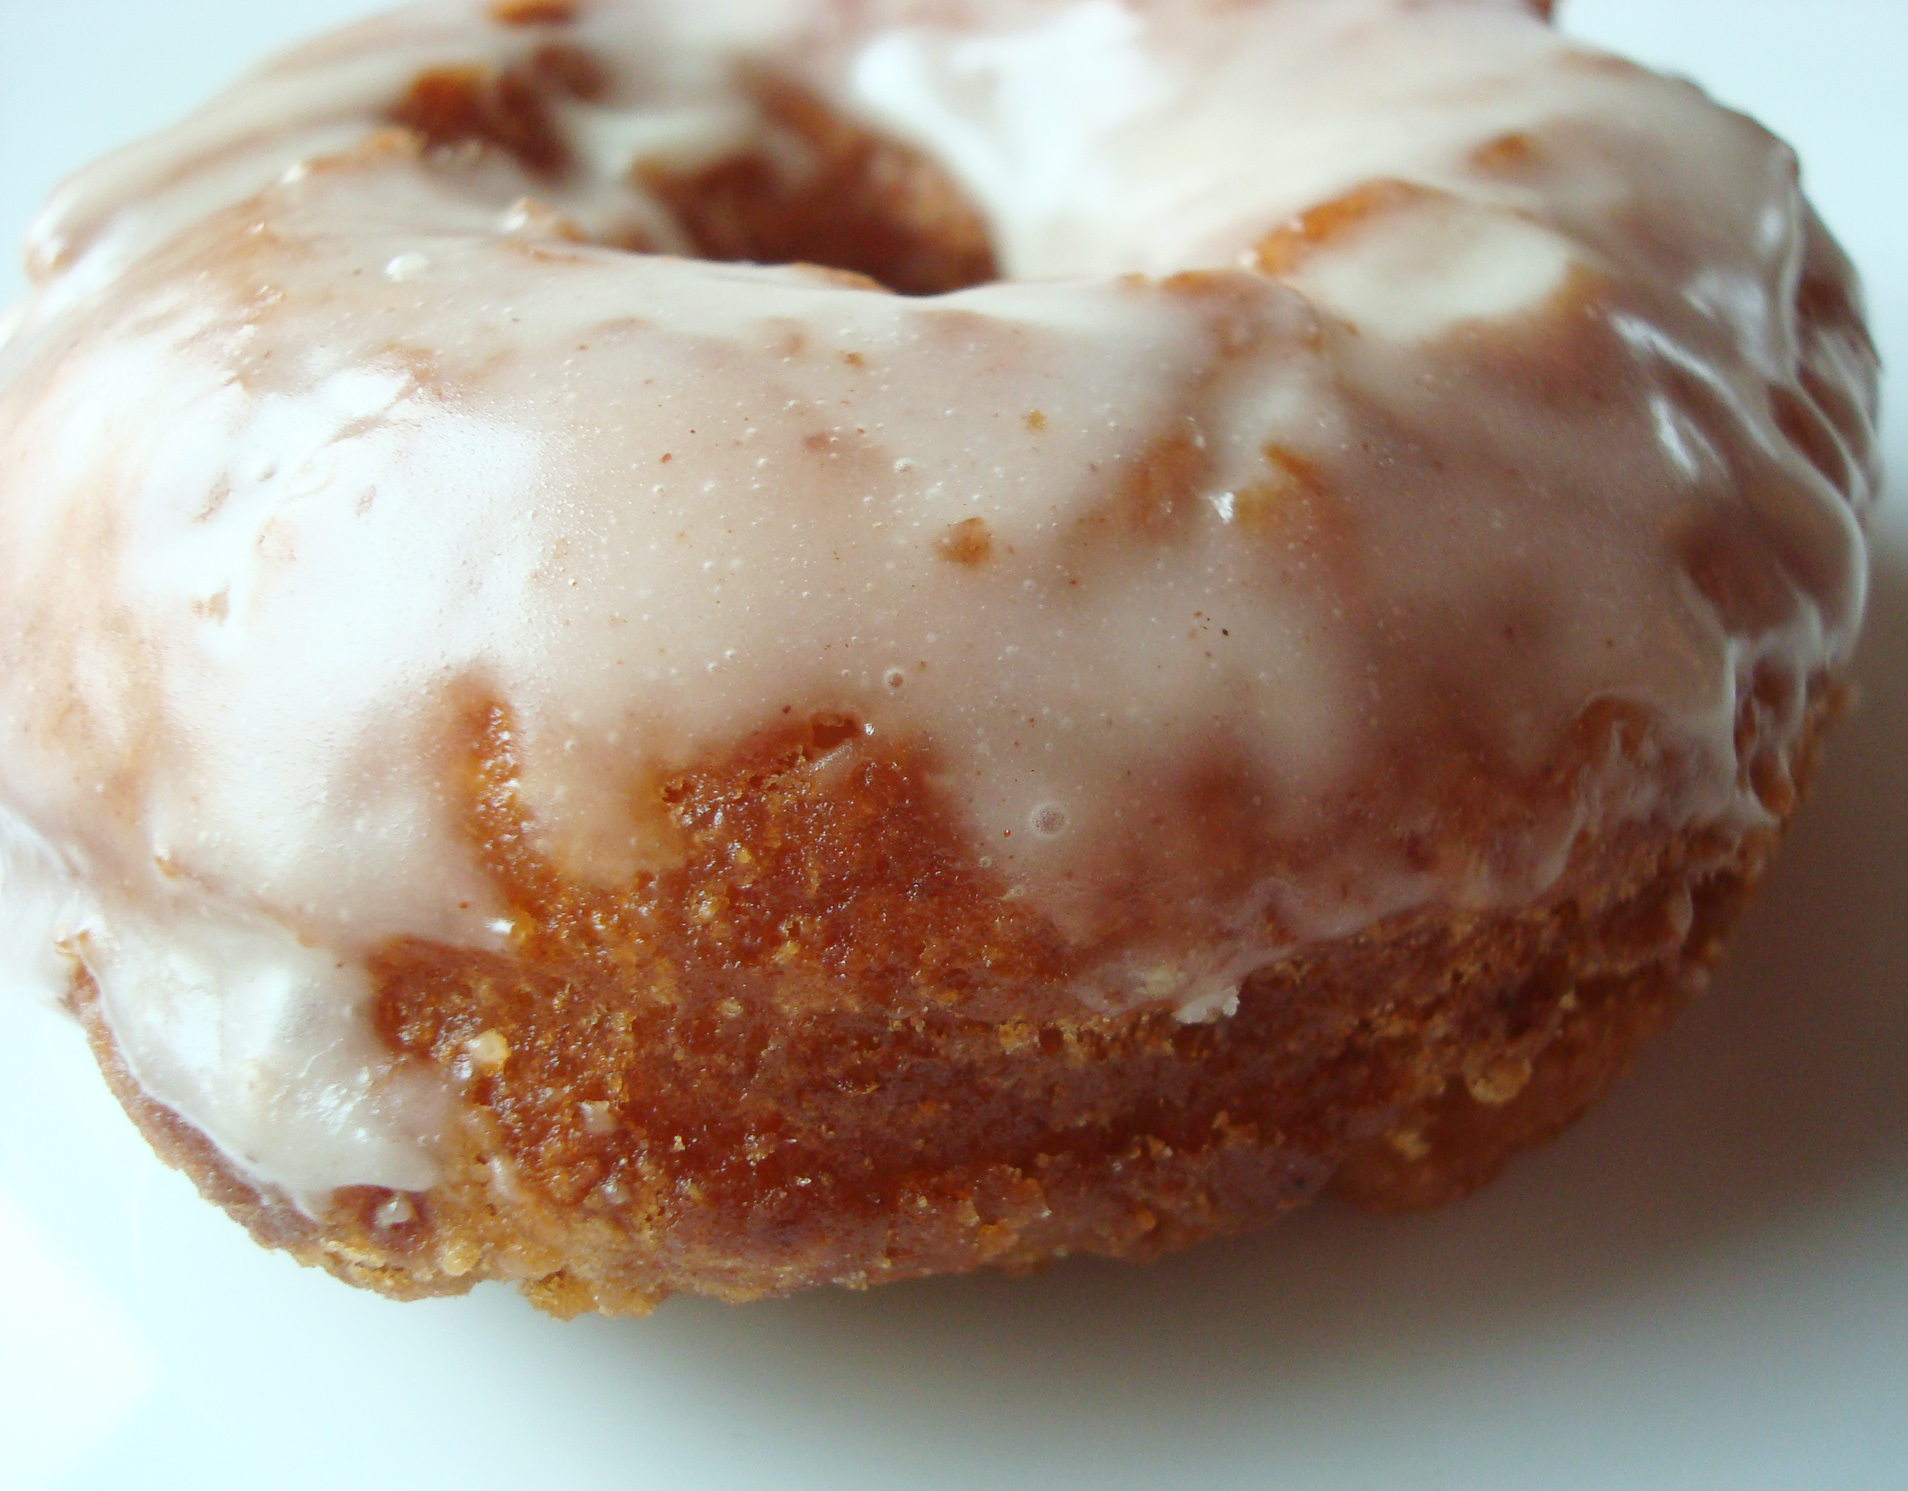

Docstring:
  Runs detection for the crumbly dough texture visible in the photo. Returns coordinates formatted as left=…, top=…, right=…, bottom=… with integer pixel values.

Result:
left=77, top=691, right=1833, bottom=1315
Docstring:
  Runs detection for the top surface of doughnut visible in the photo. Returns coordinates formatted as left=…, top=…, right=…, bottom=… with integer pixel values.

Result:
left=0, top=0, right=1876, bottom=1202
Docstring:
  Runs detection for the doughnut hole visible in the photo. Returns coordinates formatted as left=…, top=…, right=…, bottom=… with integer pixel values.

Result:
left=391, top=46, right=608, bottom=177
left=489, top=0, right=577, bottom=24
left=638, top=77, right=998, bottom=296
left=392, top=51, right=998, bottom=294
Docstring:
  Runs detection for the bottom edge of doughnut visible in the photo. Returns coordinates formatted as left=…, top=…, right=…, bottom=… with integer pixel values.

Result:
left=68, top=701, right=1835, bottom=1319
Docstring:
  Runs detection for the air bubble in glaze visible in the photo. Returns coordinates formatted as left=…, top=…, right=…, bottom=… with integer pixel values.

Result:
left=1029, top=801, right=1070, bottom=838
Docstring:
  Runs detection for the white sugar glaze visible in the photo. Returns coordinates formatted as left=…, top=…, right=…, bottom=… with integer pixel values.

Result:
left=0, top=0, right=1876, bottom=1205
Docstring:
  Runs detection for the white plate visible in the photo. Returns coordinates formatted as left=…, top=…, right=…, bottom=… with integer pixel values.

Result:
left=2, top=4, right=1905, bottom=1487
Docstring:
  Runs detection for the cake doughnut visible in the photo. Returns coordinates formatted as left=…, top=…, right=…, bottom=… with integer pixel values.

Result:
left=0, top=0, right=1876, bottom=1314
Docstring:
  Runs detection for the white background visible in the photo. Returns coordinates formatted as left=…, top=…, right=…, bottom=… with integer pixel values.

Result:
left=2, top=3, right=1905, bottom=1488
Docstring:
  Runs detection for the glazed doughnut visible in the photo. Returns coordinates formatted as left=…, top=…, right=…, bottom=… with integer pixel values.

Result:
left=0, top=0, right=1875, bottom=1313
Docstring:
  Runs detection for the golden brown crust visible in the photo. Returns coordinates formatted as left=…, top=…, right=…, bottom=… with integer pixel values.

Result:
left=72, top=685, right=1838, bottom=1316
left=1328, top=870, right=1735, bottom=1211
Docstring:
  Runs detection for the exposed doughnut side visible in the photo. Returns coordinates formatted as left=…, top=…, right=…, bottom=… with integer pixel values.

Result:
left=0, top=0, right=1877, bottom=1307
left=71, top=685, right=1838, bottom=1311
